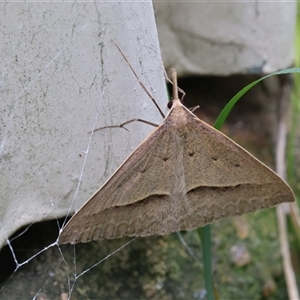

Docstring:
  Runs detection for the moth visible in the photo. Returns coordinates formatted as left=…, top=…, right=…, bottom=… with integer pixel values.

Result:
left=59, top=68, right=295, bottom=244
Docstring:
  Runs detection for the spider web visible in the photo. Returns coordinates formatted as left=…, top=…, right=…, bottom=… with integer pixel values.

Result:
left=0, top=220, right=204, bottom=299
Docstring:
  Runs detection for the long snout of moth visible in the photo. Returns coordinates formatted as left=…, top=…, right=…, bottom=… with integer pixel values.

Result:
left=162, top=64, right=186, bottom=100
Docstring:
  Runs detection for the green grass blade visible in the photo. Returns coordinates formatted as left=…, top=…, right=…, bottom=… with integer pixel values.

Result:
left=214, top=68, right=300, bottom=130
left=198, top=226, right=215, bottom=300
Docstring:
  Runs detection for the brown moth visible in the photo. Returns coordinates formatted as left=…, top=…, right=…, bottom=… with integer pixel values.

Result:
left=59, top=68, right=295, bottom=244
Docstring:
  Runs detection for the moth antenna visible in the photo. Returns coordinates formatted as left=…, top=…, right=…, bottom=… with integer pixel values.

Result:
left=113, top=41, right=165, bottom=119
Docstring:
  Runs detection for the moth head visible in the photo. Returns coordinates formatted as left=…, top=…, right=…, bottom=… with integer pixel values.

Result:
left=167, top=98, right=185, bottom=109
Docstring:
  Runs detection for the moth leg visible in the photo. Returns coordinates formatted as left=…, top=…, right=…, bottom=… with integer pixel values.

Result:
left=190, top=105, right=200, bottom=113
left=90, top=118, right=159, bottom=133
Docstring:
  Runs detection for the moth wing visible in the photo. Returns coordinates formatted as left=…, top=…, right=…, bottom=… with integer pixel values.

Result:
left=178, top=114, right=295, bottom=230
left=59, top=108, right=295, bottom=244
left=59, top=121, right=178, bottom=243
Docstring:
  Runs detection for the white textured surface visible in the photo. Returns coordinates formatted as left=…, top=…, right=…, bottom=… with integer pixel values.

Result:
left=0, top=2, right=167, bottom=248
left=154, top=1, right=296, bottom=75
